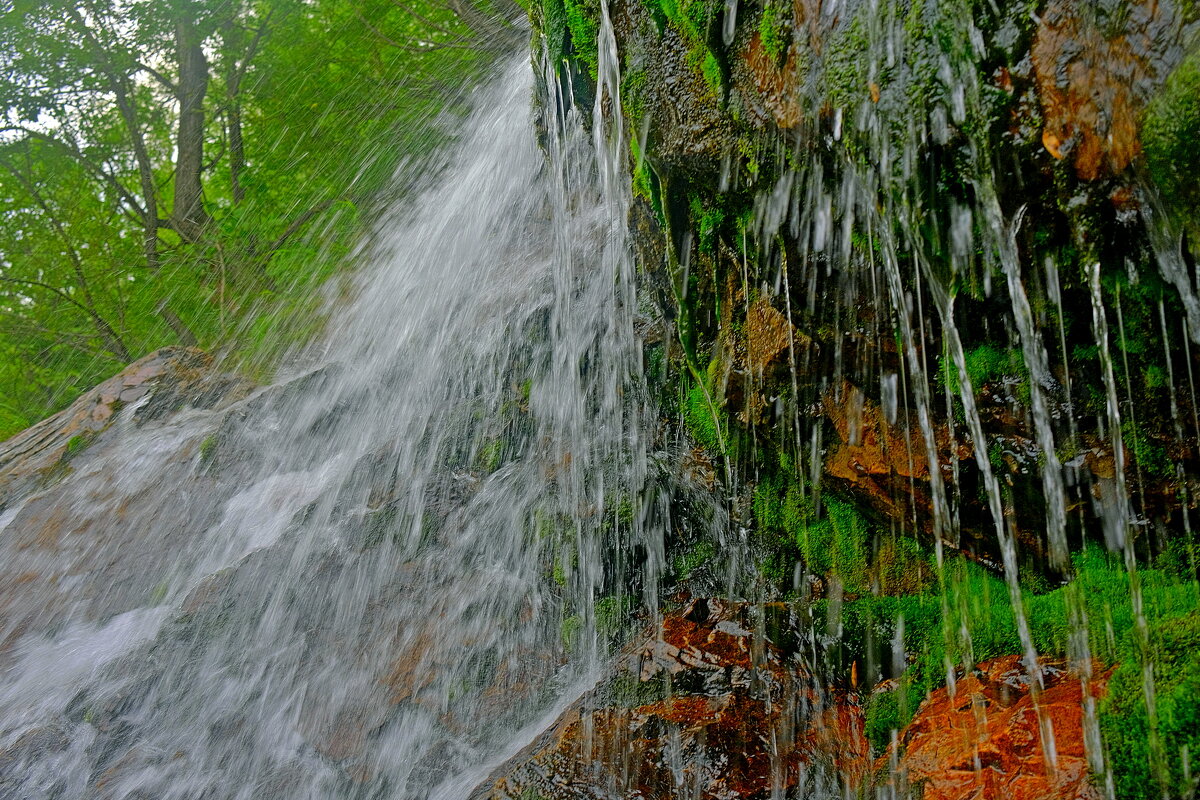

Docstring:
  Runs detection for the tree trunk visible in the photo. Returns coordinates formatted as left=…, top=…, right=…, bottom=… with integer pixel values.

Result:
left=222, top=18, right=246, bottom=206
left=173, top=8, right=211, bottom=241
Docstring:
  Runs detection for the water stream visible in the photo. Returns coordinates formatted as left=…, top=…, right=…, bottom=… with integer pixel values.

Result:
left=0, top=53, right=662, bottom=799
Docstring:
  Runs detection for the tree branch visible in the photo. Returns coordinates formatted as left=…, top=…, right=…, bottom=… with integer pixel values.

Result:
left=355, top=3, right=469, bottom=50
left=266, top=198, right=343, bottom=253
left=0, top=127, right=149, bottom=222
left=134, top=61, right=178, bottom=93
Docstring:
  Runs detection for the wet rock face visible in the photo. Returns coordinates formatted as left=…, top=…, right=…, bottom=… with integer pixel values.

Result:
left=1032, top=0, right=1183, bottom=179
left=0, top=349, right=256, bottom=664
left=611, top=0, right=737, bottom=179
left=473, top=603, right=1108, bottom=800
left=888, top=655, right=1110, bottom=800
left=593, top=0, right=1200, bottom=580
left=0, top=350, right=566, bottom=798
left=0, top=347, right=253, bottom=507
left=471, top=598, right=863, bottom=799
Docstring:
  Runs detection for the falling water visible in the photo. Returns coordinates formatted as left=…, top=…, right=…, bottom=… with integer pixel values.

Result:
left=0, top=53, right=661, bottom=799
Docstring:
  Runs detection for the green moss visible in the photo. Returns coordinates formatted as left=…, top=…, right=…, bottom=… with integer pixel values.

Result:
left=824, top=545, right=1198, bottom=737
left=596, top=594, right=635, bottom=636
left=1122, top=420, right=1173, bottom=480
left=689, top=194, right=726, bottom=255
left=753, top=474, right=906, bottom=595
left=684, top=382, right=721, bottom=451
left=674, top=540, right=717, bottom=580
left=621, top=69, right=650, bottom=125
left=603, top=669, right=671, bottom=707
left=149, top=579, right=170, bottom=605
left=629, top=129, right=659, bottom=210
left=560, top=613, right=582, bottom=650
left=819, top=496, right=872, bottom=592
left=864, top=689, right=902, bottom=751
left=476, top=437, right=507, bottom=472
left=542, top=0, right=570, bottom=68
left=657, top=0, right=713, bottom=42
left=1143, top=46, right=1200, bottom=237
left=63, top=431, right=94, bottom=460
left=1143, top=364, right=1168, bottom=391
left=638, top=0, right=669, bottom=30
left=563, top=0, right=601, bottom=79
left=198, top=434, right=218, bottom=465
left=865, top=670, right=925, bottom=752
left=360, top=506, right=399, bottom=549
left=822, top=14, right=870, bottom=119
left=758, top=0, right=791, bottom=64
left=938, top=343, right=1024, bottom=394
left=876, top=536, right=935, bottom=596
left=700, top=50, right=723, bottom=98
left=1156, top=537, right=1200, bottom=583
left=682, top=358, right=728, bottom=454
left=1101, top=613, right=1200, bottom=799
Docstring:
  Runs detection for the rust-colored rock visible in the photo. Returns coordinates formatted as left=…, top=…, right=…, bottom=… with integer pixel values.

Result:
left=822, top=381, right=971, bottom=530
left=1032, top=0, right=1179, bottom=180
left=888, top=655, right=1109, bottom=800
left=472, top=601, right=1107, bottom=800
left=745, top=32, right=804, bottom=129
left=471, top=598, right=866, bottom=800
left=745, top=297, right=798, bottom=376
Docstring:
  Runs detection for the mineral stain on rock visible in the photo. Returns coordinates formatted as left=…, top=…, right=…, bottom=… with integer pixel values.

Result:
left=472, top=602, right=1107, bottom=800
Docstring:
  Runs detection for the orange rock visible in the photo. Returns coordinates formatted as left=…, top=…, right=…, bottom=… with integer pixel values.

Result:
left=472, top=606, right=1107, bottom=800
left=745, top=297, right=798, bottom=376
left=1031, top=0, right=1177, bottom=180
left=889, top=655, right=1109, bottom=800
left=744, top=32, right=804, bottom=129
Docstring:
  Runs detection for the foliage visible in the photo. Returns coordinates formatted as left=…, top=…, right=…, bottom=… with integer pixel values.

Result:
left=0, top=0, right=514, bottom=440
left=562, top=0, right=599, bottom=77
left=937, top=343, right=1024, bottom=394
left=1142, top=46, right=1200, bottom=239
left=1101, top=613, right=1200, bottom=799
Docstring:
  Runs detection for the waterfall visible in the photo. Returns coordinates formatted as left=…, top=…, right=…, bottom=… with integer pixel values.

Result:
left=0, top=54, right=660, bottom=800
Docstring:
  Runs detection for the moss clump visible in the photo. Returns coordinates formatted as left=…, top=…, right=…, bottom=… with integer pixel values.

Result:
left=758, top=0, right=791, bottom=64
left=541, top=0, right=598, bottom=79
left=642, top=0, right=724, bottom=97
left=700, top=50, right=723, bottom=98
left=541, top=0, right=570, bottom=68
left=198, top=434, right=218, bottom=465
left=621, top=68, right=650, bottom=125
left=1122, top=420, right=1173, bottom=480
left=475, top=437, right=507, bottom=472
left=938, top=343, right=1024, bottom=395
left=682, top=357, right=728, bottom=454
left=689, top=193, right=727, bottom=255
left=63, top=431, right=94, bottom=461
left=1101, top=613, right=1200, bottom=799
left=876, top=536, right=935, bottom=596
left=752, top=473, right=933, bottom=596
left=684, top=381, right=723, bottom=451
left=1143, top=47, right=1200, bottom=238
left=563, top=0, right=600, bottom=78
left=805, top=496, right=872, bottom=592
left=864, top=672, right=925, bottom=751
left=603, top=669, right=671, bottom=707
left=674, top=540, right=717, bottom=580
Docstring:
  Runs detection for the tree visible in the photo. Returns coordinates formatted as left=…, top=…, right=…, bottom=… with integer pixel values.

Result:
left=0, top=0, right=519, bottom=438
